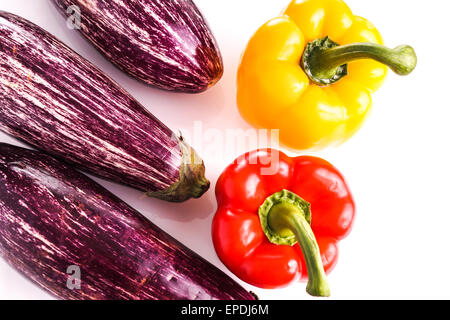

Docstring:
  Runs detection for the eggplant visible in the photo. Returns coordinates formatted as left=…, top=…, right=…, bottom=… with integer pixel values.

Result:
left=0, top=143, right=255, bottom=300
left=52, top=0, right=223, bottom=93
left=0, top=11, right=209, bottom=203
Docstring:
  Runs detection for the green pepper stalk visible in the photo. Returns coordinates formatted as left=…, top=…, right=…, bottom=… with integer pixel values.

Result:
left=302, top=37, right=417, bottom=86
left=259, top=190, right=330, bottom=297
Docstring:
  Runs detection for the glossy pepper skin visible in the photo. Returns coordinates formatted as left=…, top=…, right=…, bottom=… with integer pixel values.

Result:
left=237, top=0, right=417, bottom=150
left=212, top=149, right=355, bottom=296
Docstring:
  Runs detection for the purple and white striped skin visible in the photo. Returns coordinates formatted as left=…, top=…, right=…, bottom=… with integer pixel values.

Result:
left=0, top=143, right=256, bottom=300
left=0, top=12, right=209, bottom=203
left=52, top=0, right=224, bottom=93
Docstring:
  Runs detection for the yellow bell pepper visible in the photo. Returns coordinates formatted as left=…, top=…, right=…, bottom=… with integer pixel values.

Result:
left=237, top=0, right=417, bottom=150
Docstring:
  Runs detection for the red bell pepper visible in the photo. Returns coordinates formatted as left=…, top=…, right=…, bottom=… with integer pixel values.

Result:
left=212, top=149, right=355, bottom=297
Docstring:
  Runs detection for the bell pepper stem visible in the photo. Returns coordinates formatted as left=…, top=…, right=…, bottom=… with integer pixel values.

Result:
left=315, top=43, right=416, bottom=76
left=302, top=37, right=417, bottom=86
left=259, top=190, right=330, bottom=297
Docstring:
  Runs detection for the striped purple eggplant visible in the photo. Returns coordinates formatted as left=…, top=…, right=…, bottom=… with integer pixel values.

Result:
left=0, top=143, right=255, bottom=300
left=52, top=0, right=223, bottom=93
left=0, top=11, right=209, bottom=203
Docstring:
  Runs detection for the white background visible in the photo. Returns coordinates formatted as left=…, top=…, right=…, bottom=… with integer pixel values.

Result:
left=1, top=0, right=449, bottom=300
